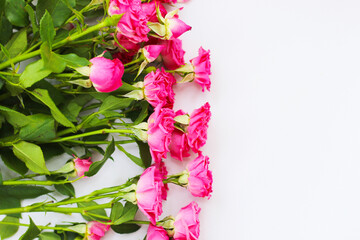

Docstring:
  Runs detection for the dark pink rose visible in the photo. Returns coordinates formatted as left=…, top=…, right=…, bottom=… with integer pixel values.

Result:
left=117, top=3, right=150, bottom=44
left=143, top=45, right=165, bottom=62
left=187, top=153, right=213, bottom=198
left=158, top=0, right=189, bottom=3
left=89, top=57, right=124, bottom=92
left=190, top=47, right=211, bottom=91
left=187, top=102, right=211, bottom=153
left=153, top=160, right=169, bottom=200
left=86, top=221, right=110, bottom=240
left=147, top=224, right=169, bottom=240
left=148, top=106, right=175, bottom=162
left=165, top=12, right=191, bottom=39
left=161, top=39, right=185, bottom=70
left=108, top=0, right=141, bottom=15
left=173, top=202, right=201, bottom=240
left=169, top=110, right=191, bottom=161
left=142, top=1, right=167, bottom=22
left=144, top=68, right=176, bottom=108
left=136, top=166, right=164, bottom=224
left=73, top=157, right=92, bottom=177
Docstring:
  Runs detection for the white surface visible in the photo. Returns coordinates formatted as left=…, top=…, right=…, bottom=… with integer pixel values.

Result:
left=7, top=0, right=360, bottom=239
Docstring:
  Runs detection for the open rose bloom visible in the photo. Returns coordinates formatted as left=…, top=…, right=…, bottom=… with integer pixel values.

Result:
left=147, top=224, right=169, bottom=240
left=190, top=47, right=212, bottom=92
left=174, top=202, right=201, bottom=240
left=187, top=153, right=213, bottom=198
left=86, top=221, right=110, bottom=240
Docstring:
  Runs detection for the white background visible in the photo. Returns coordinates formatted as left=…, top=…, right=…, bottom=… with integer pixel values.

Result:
left=7, top=0, right=360, bottom=239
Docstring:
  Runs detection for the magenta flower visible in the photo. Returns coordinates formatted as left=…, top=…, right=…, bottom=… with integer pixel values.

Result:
left=73, top=157, right=92, bottom=177
left=136, top=166, right=164, bottom=224
left=144, top=68, right=176, bottom=108
left=86, top=221, right=110, bottom=240
left=165, top=12, right=191, bottom=39
left=187, top=102, right=211, bottom=153
left=169, top=110, right=191, bottom=161
left=187, top=153, right=213, bottom=198
left=148, top=105, right=175, bottom=163
left=173, top=202, right=201, bottom=240
left=190, top=47, right=211, bottom=92
left=147, top=224, right=169, bottom=240
left=143, top=45, right=165, bottom=63
left=89, top=57, right=124, bottom=92
left=153, top=160, right=169, bottom=200
left=108, top=0, right=140, bottom=16
left=161, top=39, right=185, bottom=70
left=142, top=1, right=167, bottom=22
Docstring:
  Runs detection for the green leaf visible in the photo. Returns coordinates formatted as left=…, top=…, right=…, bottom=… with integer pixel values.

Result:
left=5, top=0, right=29, bottom=27
left=113, top=202, right=138, bottom=225
left=110, top=202, right=124, bottom=222
left=38, top=232, right=61, bottom=240
left=85, top=139, right=115, bottom=177
left=0, top=15, right=12, bottom=45
left=13, top=141, right=50, bottom=175
left=0, top=28, right=27, bottom=61
left=30, top=88, right=75, bottom=129
left=0, top=150, right=28, bottom=175
left=54, top=183, right=75, bottom=197
left=59, top=53, right=90, bottom=68
left=0, top=105, right=30, bottom=128
left=0, top=197, right=21, bottom=218
left=0, top=185, right=51, bottom=199
left=19, top=114, right=56, bottom=142
left=0, top=216, right=19, bottom=239
left=32, top=80, right=65, bottom=106
left=40, top=43, right=66, bottom=73
left=133, top=101, right=149, bottom=125
left=19, top=217, right=41, bottom=240
left=36, top=0, right=75, bottom=27
left=20, top=59, right=52, bottom=88
left=61, top=95, right=93, bottom=122
left=117, top=144, right=144, bottom=168
left=24, top=4, right=38, bottom=34
left=42, top=143, right=64, bottom=161
left=77, top=201, right=107, bottom=222
left=39, top=10, right=55, bottom=46
left=99, top=96, right=134, bottom=112
left=136, top=140, right=152, bottom=168
left=111, top=223, right=140, bottom=234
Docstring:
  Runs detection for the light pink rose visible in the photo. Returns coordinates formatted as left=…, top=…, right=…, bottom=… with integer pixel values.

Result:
left=161, top=39, right=185, bottom=70
left=153, top=161, right=169, bottom=200
left=148, top=106, right=175, bottom=162
left=144, top=68, right=176, bottom=108
left=117, top=3, right=150, bottom=44
left=73, top=157, right=92, bottom=177
left=187, top=153, right=213, bottom=198
left=89, top=57, right=124, bottom=92
left=147, top=224, right=169, bottom=240
left=174, top=202, right=201, bottom=240
left=108, top=0, right=140, bottom=16
left=190, top=47, right=211, bottom=92
left=86, top=221, right=110, bottom=240
left=136, top=166, right=164, bottom=224
left=187, top=102, right=211, bottom=153
left=143, top=45, right=165, bottom=62
left=169, top=110, right=191, bottom=161
left=166, top=14, right=191, bottom=39
left=142, top=1, right=167, bottom=22
left=159, top=0, right=189, bottom=3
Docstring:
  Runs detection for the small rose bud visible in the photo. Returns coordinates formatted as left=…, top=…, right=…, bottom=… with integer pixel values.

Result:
left=86, top=221, right=110, bottom=240
left=73, top=157, right=92, bottom=177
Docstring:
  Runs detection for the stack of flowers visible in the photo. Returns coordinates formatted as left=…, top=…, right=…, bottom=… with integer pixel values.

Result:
left=0, top=0, right=212, bottom=239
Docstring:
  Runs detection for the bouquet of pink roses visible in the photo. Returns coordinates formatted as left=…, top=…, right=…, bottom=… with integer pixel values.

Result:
left=0, top=0, right=212, bottom=239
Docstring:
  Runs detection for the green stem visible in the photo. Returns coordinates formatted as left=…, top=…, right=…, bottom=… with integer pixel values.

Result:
left=3, top=177, right=82, bottom=186
left=124, top=57, right=144, bottom=67
left=7, top=173, right=41, bottom=181
left=65, top=139, right=135, bottom=145
left=0, top=221, right=79, bottom=233
left=0, top=71, right=20, bottom=76
left=126, top=220, right=151, bottom=225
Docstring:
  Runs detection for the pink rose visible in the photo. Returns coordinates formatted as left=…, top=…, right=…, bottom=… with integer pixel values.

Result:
left=147, top=106, right=175, bottom=163
left=174, top=202, right=201, bottom=240
left=143, top=45, right=165, bottom=63
left=73, top=157, right=92, bottom=177
left=117, top=3, right=150, bottom=44
left=190, top=47, right=211, bottom=92
left=153, top=161, right=169, bottom=200
left=142, top=1, right=167, bottom=22
left=166, top=13, right=191, bottom=39
left=169, top=110, right=191, bottom=161
left=108, top=0, right=140, bottom=16
left=147, top=224, right=169, bottom=240
left=89, top=57, right=124, bottom=92
left=187, top=102, right=211, bottom=153
left=144, top=68, right=176, bottom=108
left=86, top=221, right=110, bottom=240
left=136, top=166, right=164, bottom=224
left=187, top=153, right=213, bottom=198
left=161, top=39, right=185, bottom=70
left=159, top=0, right=189, bottom=3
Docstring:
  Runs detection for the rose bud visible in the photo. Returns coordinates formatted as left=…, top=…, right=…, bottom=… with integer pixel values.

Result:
left=147, top=105, right=175, bottom=163
left=89, top=57, right=124, bottom=92
left=187, top=102, right=211, bottom=153
left=190, top=47, right=211, bottom=92
left=144, top=68, right=176, bottom=108
left=164, top=9, right=191, bottom=39
left=136, top=166, right=164, bottom=224
left=73, top=157, right=92, bottom=177
left=85, top=221, right=110, bottom=240
left=173, top=202, right=201, bottom=240
left=161, top=38, right=185, bottom=70
left=142, top=45, right=165, bottom=63
left=147, top=224, right=169, bottom=240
